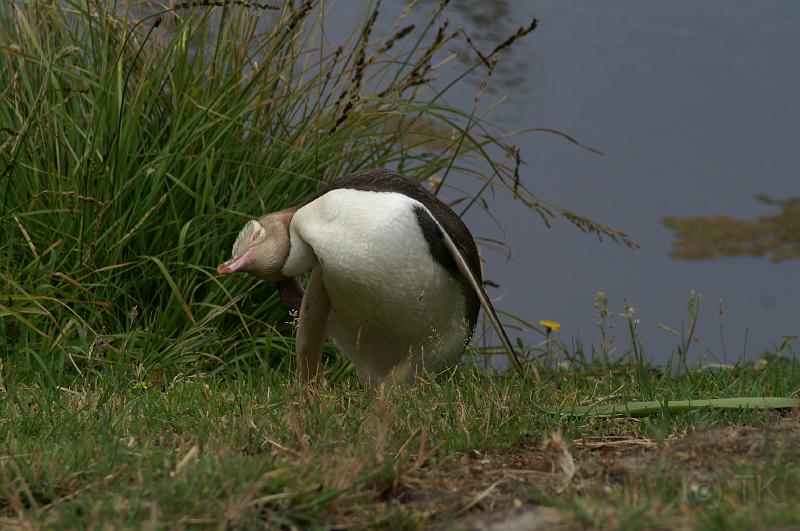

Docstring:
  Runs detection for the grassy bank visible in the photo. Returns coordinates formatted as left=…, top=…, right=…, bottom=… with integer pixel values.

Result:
left=1, top=357, right=799, bottom=528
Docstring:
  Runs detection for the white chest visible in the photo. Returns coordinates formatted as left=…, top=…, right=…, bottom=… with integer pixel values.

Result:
left=290, top=189, right=471, bottom=380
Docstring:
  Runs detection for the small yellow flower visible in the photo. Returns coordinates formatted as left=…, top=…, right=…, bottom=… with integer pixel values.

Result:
left=132, top=380, right=151, bottom=390
left=539, top=320, right=561, bottom=332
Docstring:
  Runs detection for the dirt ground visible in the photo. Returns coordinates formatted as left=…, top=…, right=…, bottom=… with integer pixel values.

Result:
left=394, top=418, right=800, bottom=530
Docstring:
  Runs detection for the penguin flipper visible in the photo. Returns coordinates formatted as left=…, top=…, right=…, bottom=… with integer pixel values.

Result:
left=437, top=225, right=531, bottom=379
left=296, top=264, right=330, bottom=380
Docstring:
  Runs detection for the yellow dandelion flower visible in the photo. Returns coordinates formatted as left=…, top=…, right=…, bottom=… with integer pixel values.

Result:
left=539, top=320, right=561, bottom=332
left=132, top=380, right=150, bottom=390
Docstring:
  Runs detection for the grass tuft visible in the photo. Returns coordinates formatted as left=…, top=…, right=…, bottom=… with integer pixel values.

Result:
left=0, top=358, right=798, bottom=527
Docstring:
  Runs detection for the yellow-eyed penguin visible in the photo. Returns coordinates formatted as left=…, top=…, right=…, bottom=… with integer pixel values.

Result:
left=217, top=168, right=526, bottom=385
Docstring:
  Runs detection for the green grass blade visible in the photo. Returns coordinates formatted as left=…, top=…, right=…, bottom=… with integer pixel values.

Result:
left=556, top=397, right=800, bottom=417
left=147, top=255, right=196, bottom=324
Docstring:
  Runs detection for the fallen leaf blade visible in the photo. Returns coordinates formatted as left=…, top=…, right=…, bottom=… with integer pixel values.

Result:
left=554, top=397, right=800, bottom=418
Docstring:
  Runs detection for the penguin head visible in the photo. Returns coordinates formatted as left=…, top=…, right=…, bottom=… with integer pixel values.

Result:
left=217, top=210, right=294, bottom=281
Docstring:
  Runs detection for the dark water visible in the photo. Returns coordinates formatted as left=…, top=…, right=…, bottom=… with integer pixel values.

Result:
left=133, top=0, right=799, bottom=363
left=329, top=0, right=800, bottom=363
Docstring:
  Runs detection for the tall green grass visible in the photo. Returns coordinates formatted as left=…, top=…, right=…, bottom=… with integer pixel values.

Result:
left=0, top=0, right=506, bottom=381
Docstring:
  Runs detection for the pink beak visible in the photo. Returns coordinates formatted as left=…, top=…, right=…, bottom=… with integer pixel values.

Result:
left=217, top=249, right=253, bottom=276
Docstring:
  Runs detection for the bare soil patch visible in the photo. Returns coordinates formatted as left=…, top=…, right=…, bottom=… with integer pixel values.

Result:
left=396, top=418, right=800, bottom=529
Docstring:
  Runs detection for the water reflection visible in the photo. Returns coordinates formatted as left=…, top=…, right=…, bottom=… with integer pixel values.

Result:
left=663, top=196, right=800, bottom=262
left=419, top=0, right=532, bottom=90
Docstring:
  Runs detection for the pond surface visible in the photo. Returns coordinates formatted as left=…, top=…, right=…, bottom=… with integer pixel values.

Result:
left=332, top=0, right=800, bottom=363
